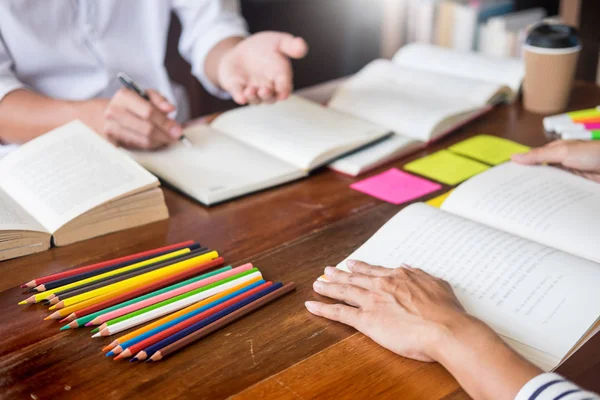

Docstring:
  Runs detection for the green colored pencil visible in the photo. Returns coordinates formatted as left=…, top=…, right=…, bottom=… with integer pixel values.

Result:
left=95, top=268, right=260, bottom=331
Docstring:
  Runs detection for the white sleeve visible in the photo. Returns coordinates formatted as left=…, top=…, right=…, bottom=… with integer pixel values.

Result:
left=0, top=32, right=25, bottom=104
left=172, top=0, right=248, bottom=98
left=514, top=373, right=600, bottom=400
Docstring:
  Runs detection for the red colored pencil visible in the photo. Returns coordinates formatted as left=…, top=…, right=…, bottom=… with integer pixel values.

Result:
left=21, top=241, right=196, bottom=288
left=59, top=257, right=225, bottom=325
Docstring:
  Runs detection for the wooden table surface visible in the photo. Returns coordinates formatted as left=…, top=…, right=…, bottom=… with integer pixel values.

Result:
left=1, top=82, right=600, bottom=400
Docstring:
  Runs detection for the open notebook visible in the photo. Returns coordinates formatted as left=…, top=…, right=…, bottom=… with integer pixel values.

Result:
left=335, top=162, right=600, bottom=371
left=0, top=121, right=169, bottom=261
left=327, top=43, right=525, bottom=176
left=130, top=96, right=390, bottom=205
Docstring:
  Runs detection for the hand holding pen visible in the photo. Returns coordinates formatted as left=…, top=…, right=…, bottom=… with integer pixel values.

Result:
left=101, top=72, right=192, bottom=150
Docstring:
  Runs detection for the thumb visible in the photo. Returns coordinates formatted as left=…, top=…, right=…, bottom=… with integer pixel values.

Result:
left=146, top=89, right=176, bottom=113
left=277, top=34, right=309, bottom=60
left=511, top=143, right=567, bottom=165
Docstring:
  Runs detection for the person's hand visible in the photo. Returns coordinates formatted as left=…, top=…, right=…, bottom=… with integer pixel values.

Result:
left=101, top=88, right=183, bottom=150
left=217, top=32, right=309, bottom=105
left=305, top=260, right=475, bottom=362
left=512, top=140, right=600, bottom=183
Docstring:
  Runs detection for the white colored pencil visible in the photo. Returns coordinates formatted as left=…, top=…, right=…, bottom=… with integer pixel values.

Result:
left=92, top=271, right=263, bottom=337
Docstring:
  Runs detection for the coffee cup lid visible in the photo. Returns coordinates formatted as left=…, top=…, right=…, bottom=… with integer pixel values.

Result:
left=526, top=23, right=579, bottom=49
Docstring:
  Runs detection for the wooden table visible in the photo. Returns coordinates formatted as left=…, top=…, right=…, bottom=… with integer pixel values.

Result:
left=2, top=82, right=600, bottom=400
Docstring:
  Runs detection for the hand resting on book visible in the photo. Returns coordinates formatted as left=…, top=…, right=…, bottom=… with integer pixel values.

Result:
left=512, top=140, right=600, bottom=183
left=306, top=260, right=546, bottom=400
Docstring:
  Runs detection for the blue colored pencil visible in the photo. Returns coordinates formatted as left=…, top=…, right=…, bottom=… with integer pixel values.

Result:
left=131, top=283, right=283, bottom=361
left=107, top=280, right=266, bottom=356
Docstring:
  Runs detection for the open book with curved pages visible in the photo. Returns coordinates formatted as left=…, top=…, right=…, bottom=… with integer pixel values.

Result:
left=335, top=163, right=600, bottom=371
left=0, top=121, right=169, bottom=262
left=328, top=43, right=524, bottom=176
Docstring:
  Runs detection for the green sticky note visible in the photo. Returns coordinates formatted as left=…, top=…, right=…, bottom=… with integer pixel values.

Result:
left=404, top=150, right=489, bottom=185
left=448, top=135, right=530, bottom=165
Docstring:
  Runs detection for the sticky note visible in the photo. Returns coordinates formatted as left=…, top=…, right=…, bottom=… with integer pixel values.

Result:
left=449, top=135, right=530, bottom=165
left=350, top=168, right=441, bottom=205
left=404, top=150, right=489, bottom=185
left=426, top=190, right=454, bottom=208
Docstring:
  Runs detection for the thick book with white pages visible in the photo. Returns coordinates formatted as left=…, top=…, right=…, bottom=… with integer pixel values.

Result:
left=0, top=121, right=169, bottom=262
left=129, top=96, right=390, bottom=206
left=327, top=43, right=525, bottom=176
left=335, top=162, right=600, bottom=371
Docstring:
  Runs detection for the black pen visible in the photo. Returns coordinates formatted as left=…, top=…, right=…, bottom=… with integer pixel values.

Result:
left=117, top=72, right=193, bottom=147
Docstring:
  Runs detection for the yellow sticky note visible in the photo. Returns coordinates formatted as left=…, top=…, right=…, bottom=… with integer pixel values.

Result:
left=404, top=150, right=489, bottom=185
left=448, top=135, right=530, bottom=165
left=426, top=190, right=454, bottom=208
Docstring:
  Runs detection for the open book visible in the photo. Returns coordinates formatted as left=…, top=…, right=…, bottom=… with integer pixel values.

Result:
left=335, top=162, right=600, bottom=371
left=0, top=121, right=169, bottom=261
left=130, top=96, right=390, bottom=205
left=327, top=43, right=525, bottom=176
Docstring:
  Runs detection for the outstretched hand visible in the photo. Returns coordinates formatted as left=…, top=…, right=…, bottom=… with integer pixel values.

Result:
left=512, top=140, right=600, bottom=183
left=217, top=32, right=308, bottom=105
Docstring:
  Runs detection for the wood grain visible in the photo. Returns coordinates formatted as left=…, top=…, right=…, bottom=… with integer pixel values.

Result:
left=1, top=83, right=599, bottom=399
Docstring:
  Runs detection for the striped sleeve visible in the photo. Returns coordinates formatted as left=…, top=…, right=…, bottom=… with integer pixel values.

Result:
left=515, top=373, right=600, bottom=400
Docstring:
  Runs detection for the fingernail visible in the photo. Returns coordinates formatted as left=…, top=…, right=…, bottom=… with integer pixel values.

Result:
left=324, top=266, right=336, bottom=276
left=161, top=101, right=171, bottom=109
left=313, top=281, right=324, bottom=290
left=305, top=301, right=317, bottom=312
left=170, top=126, right=182, bottom=138
left=346, top=260, right=357, bottom=268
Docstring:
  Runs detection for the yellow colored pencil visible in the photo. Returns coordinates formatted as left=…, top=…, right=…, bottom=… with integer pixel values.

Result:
left=101, top=276, right=261, bottom=353
left=19, top=249, right=191, bottom=305
left=48, top=251, right=219, bottom=310
left=45, top=253, right=222, bottom=320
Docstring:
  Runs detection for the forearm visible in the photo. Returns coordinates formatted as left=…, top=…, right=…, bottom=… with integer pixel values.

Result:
left=433, top=315, right=541, bottom=400
left=0, top=89, right=107, bottom=144
left=204, top=36, right=244, bottom=89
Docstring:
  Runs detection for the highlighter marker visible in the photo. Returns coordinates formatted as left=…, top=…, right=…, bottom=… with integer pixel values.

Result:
left=559, top=130, right=600, bottom=141
left=543, top=106, right=600, bottom=132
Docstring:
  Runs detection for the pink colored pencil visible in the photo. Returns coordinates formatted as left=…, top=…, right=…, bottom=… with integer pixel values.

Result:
left=85, top=264, right=253, bottom=326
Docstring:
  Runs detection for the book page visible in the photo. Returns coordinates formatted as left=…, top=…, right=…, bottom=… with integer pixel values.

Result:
left=328, top=60, right=501, bottom=141
left=129, top=125, right=304, bottom=205
left=337, top=203, right=600, bottom=360
left=442, top=163, right=600, bottom=264
left=0, top=121, right=158, bottom=233
left=393, top=43, right=524, bottom=95
left=211, top=96, right=389, bottom=171
left=0, top=187, right=46, bottom=233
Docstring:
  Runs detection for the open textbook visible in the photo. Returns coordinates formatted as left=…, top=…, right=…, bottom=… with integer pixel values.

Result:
left=0, top=121, right=169, bottom=261
left=130, top=96, right=390, bottom=205
left=328, top=43, right=525, bottom=176
left=335, top=162, right=600, bottom=371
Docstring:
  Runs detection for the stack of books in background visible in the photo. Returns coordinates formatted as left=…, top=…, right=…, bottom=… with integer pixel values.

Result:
left=389, top=0, right=554, bottom=59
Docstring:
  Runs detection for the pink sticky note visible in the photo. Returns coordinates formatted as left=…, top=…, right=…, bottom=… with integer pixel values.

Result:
left=350, top=168, right=442, bottom=205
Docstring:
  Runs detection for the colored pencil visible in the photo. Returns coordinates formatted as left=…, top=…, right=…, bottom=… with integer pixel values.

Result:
left=20, top=248, right=193, bottom=305
left=31, top=243, right=201, bottom=293
left=60, top=265, right=233, bottom=330
left=47, top=247, right=209, bottom=304
left=89, top=263, right=253, bottom=326
left=46, top=256, right=224, bottom=320
left=48, top=251, right=219, bottom=310
left=93, top=268, right=259, bottom=332
left=101, top=276, right=262, bottom=352
left=148, top=282, right=296, bottom=362
left=92, top=270, right=262, bottom=337
left=21, top=241, right=196, bottom=288
left=110, top=280, right=270, bottom=357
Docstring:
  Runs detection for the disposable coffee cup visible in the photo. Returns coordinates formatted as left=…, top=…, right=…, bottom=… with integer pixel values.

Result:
left=523, top=23, right=580, bottom=114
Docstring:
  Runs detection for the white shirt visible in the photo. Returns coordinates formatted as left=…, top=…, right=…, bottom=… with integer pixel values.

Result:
left=515, top=373, right=599, bottom=400
left=0, top=0, right=248, bottom=132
